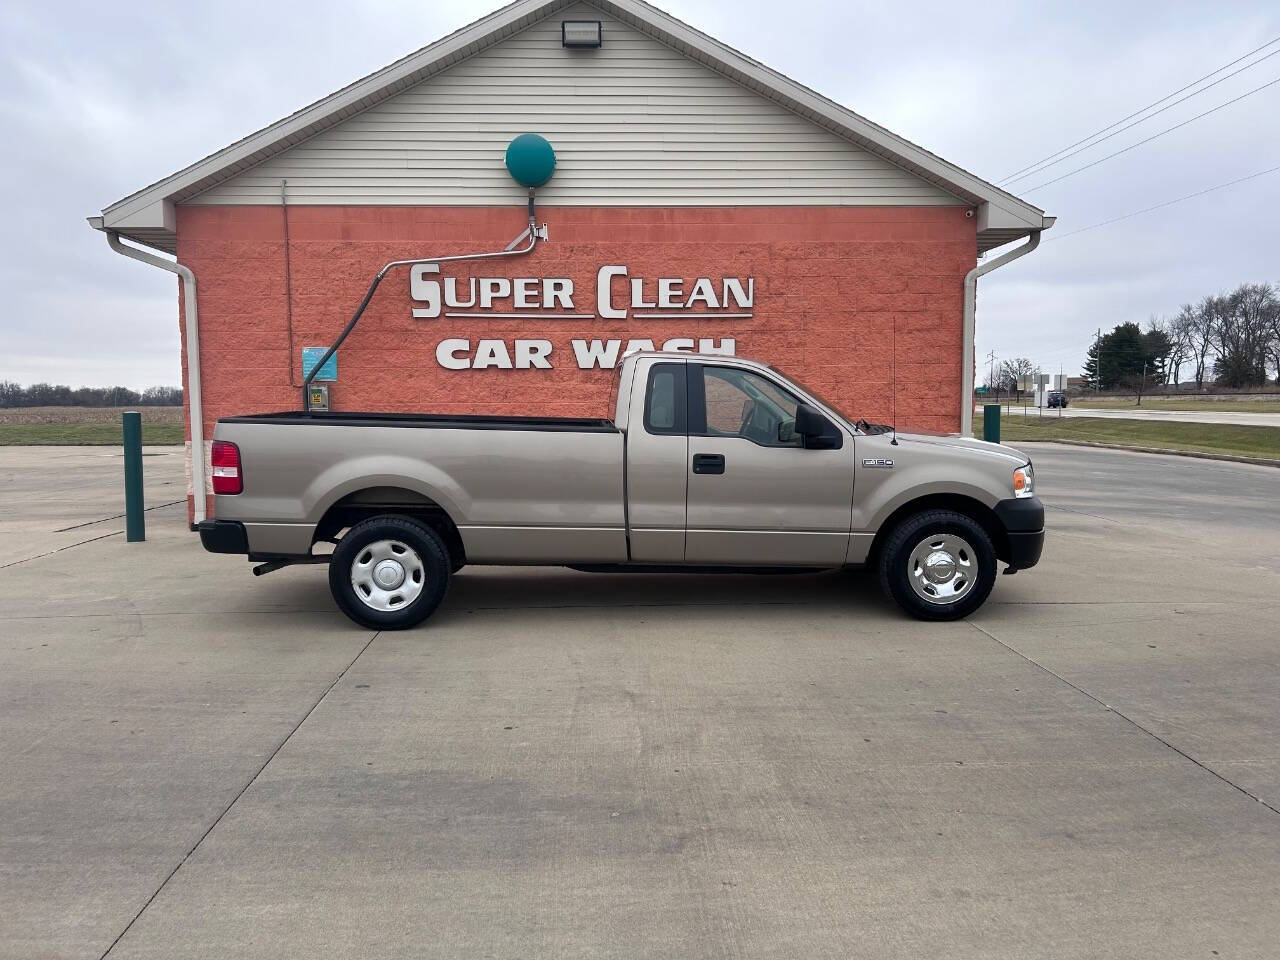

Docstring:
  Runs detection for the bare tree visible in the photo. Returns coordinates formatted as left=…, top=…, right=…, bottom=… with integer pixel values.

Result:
left=998, top=358, right=1036, bottom=400
left=1244, top=282, right=1280, bottom=383
left=1213, top=283, right=1274, bottom=388
left=1155, top=313, right=1190, bottom=387
left=1184, top=297, right=1219, bottom=389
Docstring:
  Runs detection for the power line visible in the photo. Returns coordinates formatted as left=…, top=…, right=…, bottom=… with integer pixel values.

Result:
left=1001, top=43, right=1280, bottom=187
left=1046, top=162, right=1280, bottom=241
left=1021, top=73, right=1280, bottom=192
left=999, top=35, right=1280, bottom=184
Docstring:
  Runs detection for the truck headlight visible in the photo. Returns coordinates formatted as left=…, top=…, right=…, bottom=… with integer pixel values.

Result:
left=1012, top=463, right=1034, bottom=499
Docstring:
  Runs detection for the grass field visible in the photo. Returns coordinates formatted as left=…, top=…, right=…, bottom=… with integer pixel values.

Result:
left=0, top=406, right=184, bottom=445
left=1069, top=395, right=1280, bottom=414
left=980, top=413, right=1280, bottom=461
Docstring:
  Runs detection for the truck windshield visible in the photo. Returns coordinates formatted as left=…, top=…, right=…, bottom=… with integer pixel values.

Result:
left=767, top=365, right=854, bottom=425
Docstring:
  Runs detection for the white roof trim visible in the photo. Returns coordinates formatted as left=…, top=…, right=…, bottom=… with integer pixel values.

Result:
left=95, top=0, right=1049, bottom=252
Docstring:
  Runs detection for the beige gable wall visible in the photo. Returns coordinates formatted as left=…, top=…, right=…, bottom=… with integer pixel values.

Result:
left=189, top=3, right=963, bottom=207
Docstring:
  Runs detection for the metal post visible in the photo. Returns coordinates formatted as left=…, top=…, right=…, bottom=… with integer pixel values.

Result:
left=983, top=404, right=1001, bottom=444
left=123, top=411, right=145, bottom=542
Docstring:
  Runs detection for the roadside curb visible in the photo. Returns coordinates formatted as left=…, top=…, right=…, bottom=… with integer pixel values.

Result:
left=1011, top=438, right=1280, bottom=468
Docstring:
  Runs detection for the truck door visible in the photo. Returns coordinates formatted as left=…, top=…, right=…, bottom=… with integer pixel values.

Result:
left=684, top=363, right=853, bottom=566
left=625, top=360, right=689, bottom=562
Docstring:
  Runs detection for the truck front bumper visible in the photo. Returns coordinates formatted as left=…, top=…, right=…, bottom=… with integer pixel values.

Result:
left=993, top=496, right=1044, bottom=570
left=198, top=520, right=249, bottom=555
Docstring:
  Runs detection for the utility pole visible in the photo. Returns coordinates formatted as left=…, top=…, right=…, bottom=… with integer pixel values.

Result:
left=985, top=350, right=998, bottom=400
left=1093, top=328, right=1103, bottom=395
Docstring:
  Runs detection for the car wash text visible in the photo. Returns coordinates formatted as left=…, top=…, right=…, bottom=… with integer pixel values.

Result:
left=410, top=264, right=752, bottom=369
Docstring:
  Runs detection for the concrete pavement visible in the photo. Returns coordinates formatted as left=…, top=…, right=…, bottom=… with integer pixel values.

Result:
left=0, top=445, right=186, bottom=567
left=2, top=443, right=1279, bottom=959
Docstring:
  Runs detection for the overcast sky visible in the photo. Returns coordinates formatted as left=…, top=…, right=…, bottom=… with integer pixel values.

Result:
left=3, top=0, right=1279, bottom=389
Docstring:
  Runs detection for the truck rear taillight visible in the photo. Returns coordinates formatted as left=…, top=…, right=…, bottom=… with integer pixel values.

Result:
left=211, top=441, right=243, bottom=495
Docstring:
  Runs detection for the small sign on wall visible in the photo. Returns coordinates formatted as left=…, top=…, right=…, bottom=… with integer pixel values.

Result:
left=301, top=347, right=337, bottom=381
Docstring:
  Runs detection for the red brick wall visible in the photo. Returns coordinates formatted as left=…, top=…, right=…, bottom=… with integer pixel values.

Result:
left=176, top=205, right=974, bottom=514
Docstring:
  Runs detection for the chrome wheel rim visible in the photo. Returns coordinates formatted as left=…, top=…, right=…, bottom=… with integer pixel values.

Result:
left=350, top=539, right=425, bottom=611
left=907, top=533, right=976, bottom=605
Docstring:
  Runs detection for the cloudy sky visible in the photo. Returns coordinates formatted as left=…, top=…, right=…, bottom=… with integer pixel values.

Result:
left=2, top=0, right=1279, bottom=389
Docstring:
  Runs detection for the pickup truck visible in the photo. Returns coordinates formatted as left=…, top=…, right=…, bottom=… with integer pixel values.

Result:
left=199, top=352, right=1043, bottom=627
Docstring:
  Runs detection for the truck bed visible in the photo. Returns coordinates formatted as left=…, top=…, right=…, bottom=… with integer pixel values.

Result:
left=219, top=411, right=618, bottom=432
left=211, top=410, right=628, bottom=564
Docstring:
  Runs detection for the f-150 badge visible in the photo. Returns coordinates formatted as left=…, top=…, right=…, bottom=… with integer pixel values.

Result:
left=862, top=458, right=894, bottom=468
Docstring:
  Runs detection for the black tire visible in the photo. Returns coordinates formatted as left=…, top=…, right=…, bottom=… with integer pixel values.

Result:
left=328, top=515, right=451, bottom=630
left=877, top=509, right=996, bottom=621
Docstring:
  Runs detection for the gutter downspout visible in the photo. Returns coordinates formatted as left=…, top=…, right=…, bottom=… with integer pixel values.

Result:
left=961, top=229, right=1043, bottom=437
left=92, top=224, right=207, bottom=525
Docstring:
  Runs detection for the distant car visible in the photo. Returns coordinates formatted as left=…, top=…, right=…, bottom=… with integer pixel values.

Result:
left=1047, top=391, right=1068, bottom=408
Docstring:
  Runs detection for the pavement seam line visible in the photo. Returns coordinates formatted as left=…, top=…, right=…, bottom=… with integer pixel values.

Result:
left=97, top=630, right=381, bottom=960
left=1043, top=503, right=1122, bottom=523
left=968, top=621, right=1280, bottom=819
left=0, top=530, right=123, bottom=570
left=53, top=499, right=187, bottom=532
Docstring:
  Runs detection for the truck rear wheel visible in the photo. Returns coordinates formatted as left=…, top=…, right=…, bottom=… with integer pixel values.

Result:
left=329, top=515, right=451, bottom=630
left=877, top=509, right=996, bottom=621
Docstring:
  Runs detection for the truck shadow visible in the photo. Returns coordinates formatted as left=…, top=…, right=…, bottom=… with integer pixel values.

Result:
left=251, top=567, right=900, bottom=629
left=435, top=566, right=892, bottom=621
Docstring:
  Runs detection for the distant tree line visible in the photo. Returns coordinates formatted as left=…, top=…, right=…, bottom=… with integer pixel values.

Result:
left=0, top=382, right=183, bottom=408
left=1084, top=282, right=1280, bottom=391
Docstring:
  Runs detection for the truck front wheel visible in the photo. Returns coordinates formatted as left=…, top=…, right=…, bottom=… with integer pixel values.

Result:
left=329, top=515, right=451, bottom=630
left=877, top=510, right=997, bottom=621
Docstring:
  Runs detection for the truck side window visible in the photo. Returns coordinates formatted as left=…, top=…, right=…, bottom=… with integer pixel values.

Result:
left=643, top=363, right=687, bottom=435
left=692, top=366, right=802, bottom=447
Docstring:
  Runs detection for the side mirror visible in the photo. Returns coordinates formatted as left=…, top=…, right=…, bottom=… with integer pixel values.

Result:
left=794, top=403, right=842, bottom=450
left=794, top=403, right=827, bottom=438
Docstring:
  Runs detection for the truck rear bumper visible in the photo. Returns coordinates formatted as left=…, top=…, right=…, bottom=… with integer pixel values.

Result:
left=994, top=496, right=1044, bottom=570
left=198, top=520, right=249, bottom=555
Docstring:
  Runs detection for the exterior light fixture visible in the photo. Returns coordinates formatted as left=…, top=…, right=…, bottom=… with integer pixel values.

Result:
left=561, top=20, right=602, bottom=48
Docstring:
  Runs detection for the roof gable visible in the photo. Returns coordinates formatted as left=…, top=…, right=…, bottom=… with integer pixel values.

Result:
left=94, top=0, right=1049, bottom=253
left=187, top=2, right=964, bottom=210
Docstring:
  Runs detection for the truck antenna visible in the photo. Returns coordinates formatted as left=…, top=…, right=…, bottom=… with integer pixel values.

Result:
left=890, top=313, right=899, bottom=445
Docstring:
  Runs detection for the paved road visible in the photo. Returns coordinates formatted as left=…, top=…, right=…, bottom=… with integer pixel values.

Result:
left=979, top=403, right=1280, bottom=427
left=1021, top=440, right=1280, bottom=551
left=3, top=445, right=1279, bottom=959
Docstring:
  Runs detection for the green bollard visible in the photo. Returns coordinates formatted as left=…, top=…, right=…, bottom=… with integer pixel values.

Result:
left=983, top=403, right=1001, bottom=444
left=123, top=411, right=145, bottom=542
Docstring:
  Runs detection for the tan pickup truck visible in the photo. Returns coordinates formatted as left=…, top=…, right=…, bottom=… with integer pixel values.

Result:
left=199, top=352, right=1043, bottom=627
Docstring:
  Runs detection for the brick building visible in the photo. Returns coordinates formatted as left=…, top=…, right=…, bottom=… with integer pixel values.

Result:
left=90, top=0, right=1050, bottom=523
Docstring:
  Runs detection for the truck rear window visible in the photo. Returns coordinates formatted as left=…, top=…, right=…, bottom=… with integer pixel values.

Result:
left=643, top=363, right=687, bottom=435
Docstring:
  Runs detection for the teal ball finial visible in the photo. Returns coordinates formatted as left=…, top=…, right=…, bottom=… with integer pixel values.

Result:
left=505, top=133, right=556, bottom=188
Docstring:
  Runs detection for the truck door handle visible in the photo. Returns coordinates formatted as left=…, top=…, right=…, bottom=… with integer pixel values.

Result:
left=692, top=453, right=726, bottom=475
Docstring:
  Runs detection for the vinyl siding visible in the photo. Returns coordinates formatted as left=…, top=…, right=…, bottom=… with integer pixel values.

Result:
left=189, top=3, right=962, bottom=208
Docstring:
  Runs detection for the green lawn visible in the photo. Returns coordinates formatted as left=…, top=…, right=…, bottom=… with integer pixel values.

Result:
left=1071, top=396, right=1280, bottom=414
left=0, top=422, right=185, bottom=445
left=978, top=414, right=1280, bottom=461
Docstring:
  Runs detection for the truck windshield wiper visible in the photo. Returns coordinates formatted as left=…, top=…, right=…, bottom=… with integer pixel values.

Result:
left=855, top=420, right=894, bottom=435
